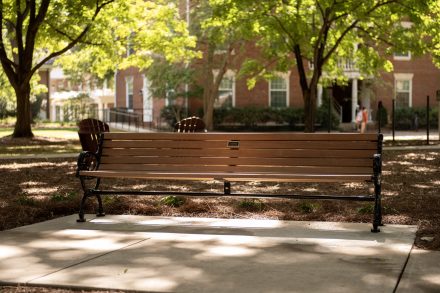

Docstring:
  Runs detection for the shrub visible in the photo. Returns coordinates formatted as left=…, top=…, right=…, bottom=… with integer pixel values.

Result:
left=393, top=107, right=438, bottom=130
left=160, top=105, right=189, bottom=128
left=316, top=99, right=340, bottom=130
left=213, top=106, right=305, bottom=129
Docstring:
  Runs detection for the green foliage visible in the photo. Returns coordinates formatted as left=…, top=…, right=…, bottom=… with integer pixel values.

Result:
left=393, top=107, right=438, bottom=130
left=213, top=106, right=304, bottom=129
left=237, top=199, right=264, bottom=212
left=316, top=97, right=340, bottom=130
left=51, top=192, right=77, bottom=202
left=209, top=0, right=427, bottom=131
left=61, top=94, right=97, bottom=122
left=298, top=202, right=320, bottom=214
left=16, top=195, right=36, bottom=207
left=160, top=195, right=186, bottom=208
left=357, top=203, right=375, bottom=215
left=160, top=105, right=190, bottom=128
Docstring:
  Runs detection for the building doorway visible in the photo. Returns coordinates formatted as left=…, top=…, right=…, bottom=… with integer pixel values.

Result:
left=330, top=81, right=353, bottom=123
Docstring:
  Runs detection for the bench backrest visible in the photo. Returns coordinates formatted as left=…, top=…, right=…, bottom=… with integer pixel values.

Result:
left=174, top=116, right=206, bottom=133
left=78, top=118, right=110, bottom=153
left=97, top=133, right=382, bottom=177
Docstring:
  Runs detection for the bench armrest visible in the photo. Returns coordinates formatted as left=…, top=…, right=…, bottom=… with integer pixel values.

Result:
left=76, top=151, right=100, bottom=177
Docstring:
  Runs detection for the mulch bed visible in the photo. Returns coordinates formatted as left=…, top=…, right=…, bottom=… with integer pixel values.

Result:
left=0, top=139, right=439, bottom=293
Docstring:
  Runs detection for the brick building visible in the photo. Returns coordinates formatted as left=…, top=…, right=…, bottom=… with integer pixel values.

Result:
left=115, top=46, right=440, bottom=128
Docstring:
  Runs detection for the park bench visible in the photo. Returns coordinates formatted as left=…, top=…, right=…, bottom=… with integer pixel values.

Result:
left=76, top=132, right=383, bottom=232
left=174, top=116, right=206, bottom=133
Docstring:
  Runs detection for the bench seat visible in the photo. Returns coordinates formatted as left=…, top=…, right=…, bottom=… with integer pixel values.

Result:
left=79, top=170, right=372, bottom=182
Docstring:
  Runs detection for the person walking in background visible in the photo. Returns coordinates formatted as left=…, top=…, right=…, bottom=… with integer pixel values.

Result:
left=355, top=106, right=363, bottom=132
left=360, top=106, right=368, bottom=133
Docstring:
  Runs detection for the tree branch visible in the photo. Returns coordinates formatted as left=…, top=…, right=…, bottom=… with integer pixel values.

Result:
left=30, top=0, right=115, bottom=79
left=46, top=22, right=104, bottom=46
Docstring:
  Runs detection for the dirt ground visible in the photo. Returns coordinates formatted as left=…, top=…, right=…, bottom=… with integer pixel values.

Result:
left=0, top=137, right=439, bottom=292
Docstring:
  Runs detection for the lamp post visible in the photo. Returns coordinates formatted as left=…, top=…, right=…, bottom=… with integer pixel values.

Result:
left=392, top=98, right=395, bottom=142
left=437, top=90, right=440, bottom=141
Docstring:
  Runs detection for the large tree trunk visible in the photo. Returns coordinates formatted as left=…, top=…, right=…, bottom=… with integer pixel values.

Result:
left=303, top=81, right=318, bottom=133
left=13, top=83, right=33, bottom=138
left=203, top=77, right=215, bottom=131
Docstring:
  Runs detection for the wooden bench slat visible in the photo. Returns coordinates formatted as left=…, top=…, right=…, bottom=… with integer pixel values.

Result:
left=103, top=132, right=379, bottom=141
left=80, top=170, right=371, bottom=182
left=103, top=140, right=378, bottom=150
left=103, top=140, right=378, bottom=152
left=98, top=163, right=373, bottom=175
left=99, top=156, right=372, bottom=167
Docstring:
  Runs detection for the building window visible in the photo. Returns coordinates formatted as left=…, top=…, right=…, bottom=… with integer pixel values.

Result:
left=55, top=106, right=61, bottom=121
left=395, top=79, right=411, bottom=108
left=215, top=74, right=234, bottom=108
left=270, top=75, right=288, bottom=108
left=393, top=51, right=411, bottom=61
left=125, top=76, right=133, bottom=109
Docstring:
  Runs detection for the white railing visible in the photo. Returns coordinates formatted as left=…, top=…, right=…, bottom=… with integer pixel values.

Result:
left=309, top=58, right=357, bottom=72
left=332, top=99, right=343, bottom=122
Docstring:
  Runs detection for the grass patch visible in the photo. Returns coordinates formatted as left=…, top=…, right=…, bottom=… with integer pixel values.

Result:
left=236, top=199, right=265, bottom=211
left=160, top=195, right=186, bottom=207
left=298, top=202, right=320, bottom=214
left=50, top=192, right=77, bottom=202
left=357, top=203, right=375, bottom=215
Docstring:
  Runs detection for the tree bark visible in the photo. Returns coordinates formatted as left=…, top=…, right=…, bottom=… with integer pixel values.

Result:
left=13, top=83, right=33, bottom=137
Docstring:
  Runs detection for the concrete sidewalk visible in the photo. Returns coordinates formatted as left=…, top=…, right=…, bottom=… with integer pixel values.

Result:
left=0, top=215, right=433, bottom=292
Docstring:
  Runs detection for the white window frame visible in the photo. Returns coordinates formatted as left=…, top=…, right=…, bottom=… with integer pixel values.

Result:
left=394, top=73, right=413, bottom=108
left=125, top=76, right=134, bottom=110
left=214, top=69, right=235, bottom=108
left=269, top=73, right=290, bottom=108
left=393, top=22, right=412, bottom=61
left=142, top=75, right=153, bottom=122
left=393, top=51, right=411, bottom=61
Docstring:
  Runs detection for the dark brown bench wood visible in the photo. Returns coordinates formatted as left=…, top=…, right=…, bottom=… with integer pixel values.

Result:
left=174, top=116, right=206, bottom=133
left=76, top=132, right=383, bottom=232
left=78, top=118, right=110, bottom=153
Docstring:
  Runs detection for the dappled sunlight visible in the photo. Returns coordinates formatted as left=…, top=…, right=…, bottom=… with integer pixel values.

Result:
left=409, top=166, right=437, bottom=173
left=385, top=160, right=413, bottom=166
left=19, top=181, right=45, bottom=187
left=0, top=245, right=23, bottom=258
left=383, top=191, right=399, bottom=197
left=342, top=182, right=364, bottom=188
left=302, top=187, right=318, bottom=192
left=0, top=161, right=71, bottom=170
left=23, top=187, right=58, bottom=195
left=0, top=199, right=8, bottom=208
left=398, top=152, right=440, bottom=161
left=422, top=274, right=440, bottom=285
left=412, top=184, right=432, bottom=189
left=195, top=244, right=258, bottom=258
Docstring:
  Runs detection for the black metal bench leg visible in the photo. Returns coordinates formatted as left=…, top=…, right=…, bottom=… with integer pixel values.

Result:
left=96, top=194, right=105, bottom=217
left=94, top=179, right=105, bottom=217
left=77, top=191, right=90, bottom=222
left=371, top=187, right=381, bottom=233
left=224, top=181, right=231, bottom=195
left=371, top=155, right=382, bottom=233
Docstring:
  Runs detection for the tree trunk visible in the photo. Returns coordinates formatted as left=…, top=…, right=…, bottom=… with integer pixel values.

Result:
left=203, top=83, right=215, bottom=131
left=303, top=80, right=319, bottom=133
left=13, top=83, right=34, bottom=138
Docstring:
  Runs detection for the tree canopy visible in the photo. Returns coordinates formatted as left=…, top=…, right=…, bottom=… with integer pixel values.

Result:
left=0, top=0, right=197, bottom=137
left=209, top=0, right=429, bottom=131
